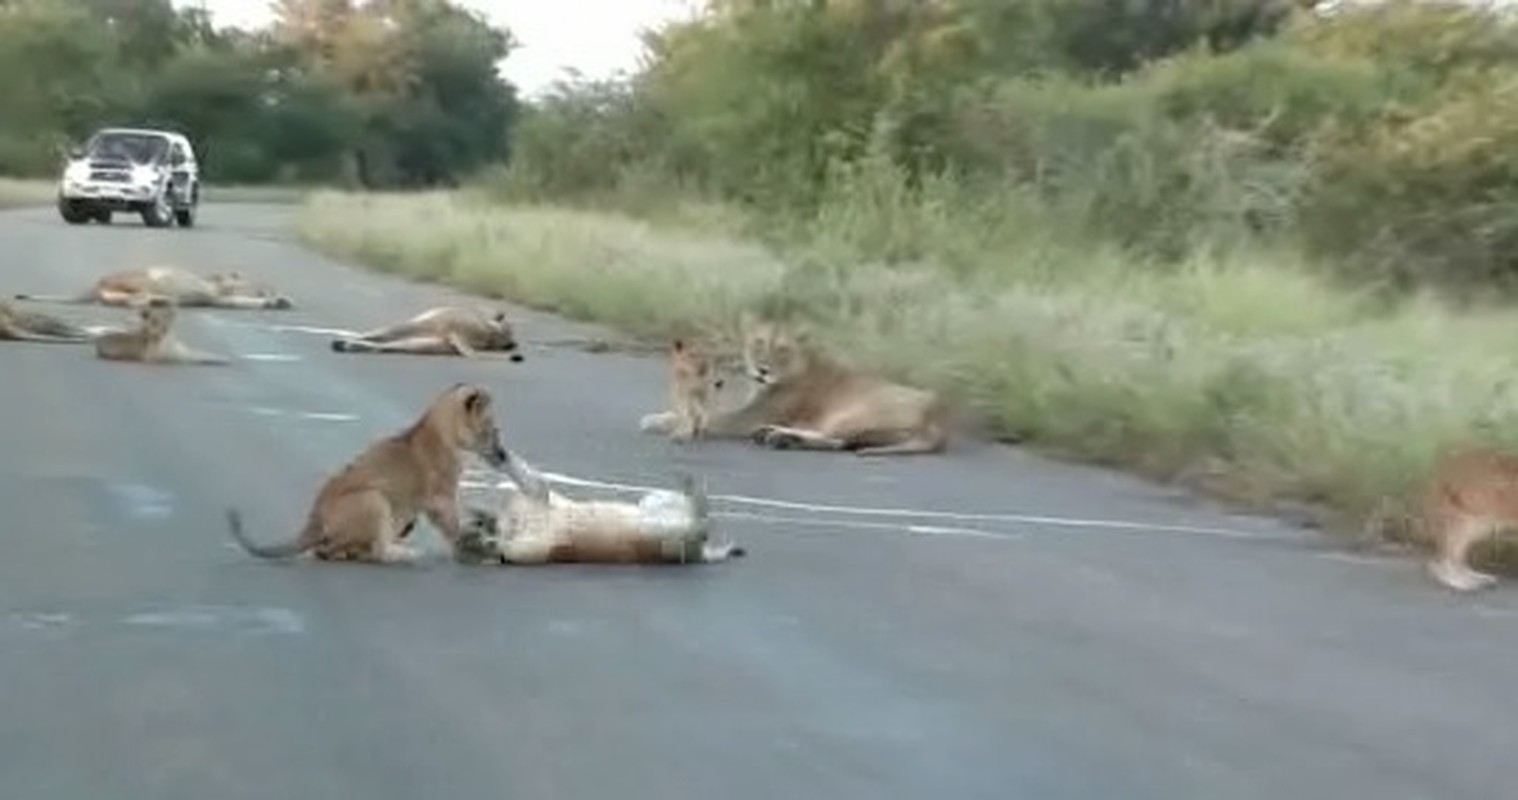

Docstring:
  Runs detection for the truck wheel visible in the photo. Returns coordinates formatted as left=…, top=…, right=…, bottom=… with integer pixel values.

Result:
left=140, top=190, right=173, bottom=228
left=58, top=199, right=91, bottom=225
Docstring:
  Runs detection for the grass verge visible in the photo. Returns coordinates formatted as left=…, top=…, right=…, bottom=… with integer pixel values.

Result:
left=0, top=178, right=313, bottom=209
left=295, top=189, right=1518, bottom=567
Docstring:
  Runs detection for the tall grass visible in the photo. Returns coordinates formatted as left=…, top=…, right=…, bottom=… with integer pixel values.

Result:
left=297, top=185, right=1518, bottom=548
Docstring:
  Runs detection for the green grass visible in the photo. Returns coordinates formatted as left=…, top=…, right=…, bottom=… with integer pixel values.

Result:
left=0, top=177, right=54, bottom=208
left=295, top=188, right=1518, bottom=559
left=0, top=177, right=313, bottom=209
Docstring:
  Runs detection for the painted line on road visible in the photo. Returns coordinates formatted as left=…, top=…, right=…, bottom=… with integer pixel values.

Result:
left=246, top=405, right=360, bottom=423
left=241, top=352, right=303, bottom=363
left=714, top=510, right=1010, bottom=541
left=207, top=319, right=359, bottom=338
left=460, top=467, right=1284, bottom=543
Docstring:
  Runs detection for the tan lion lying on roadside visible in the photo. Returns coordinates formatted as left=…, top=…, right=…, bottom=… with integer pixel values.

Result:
left=640, top=315, right=948, bottom=456
left=226, top=383, right=511, bottom=564
left=15, top=266, right=293, bottom=310
left=454, top=449, right=746, bottom=566
left=0, top=299, right=108, bottom=344
left=1417, top=446, right=1518, bottom=592
left=330, top=306, right=524, bottom=361
left=94, top=298, right=233, bottom=366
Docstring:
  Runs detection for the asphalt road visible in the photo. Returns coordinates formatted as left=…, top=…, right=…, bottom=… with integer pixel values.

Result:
left=1, top=203, right=1516, bottom=800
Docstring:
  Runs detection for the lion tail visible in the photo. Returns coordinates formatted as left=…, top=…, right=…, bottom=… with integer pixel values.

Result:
left=226, top=507, right=318, bottom=559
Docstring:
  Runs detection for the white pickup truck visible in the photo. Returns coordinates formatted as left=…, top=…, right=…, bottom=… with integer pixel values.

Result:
left=56, top=127, right=201, bottom=228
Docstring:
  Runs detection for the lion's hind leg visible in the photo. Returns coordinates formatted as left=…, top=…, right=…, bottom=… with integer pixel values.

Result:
left=1427, top=509, right=1501, bottom=592
left=851, top=428, right=946, bottom=457
left=331, top=335, right=455, bottom=355
left=752, top=424, right=847, bottom=451
left=324, top=491, right=421, bottom=565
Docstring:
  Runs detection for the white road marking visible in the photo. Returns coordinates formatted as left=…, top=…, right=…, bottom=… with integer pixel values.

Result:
left=121, top=605, right=306, bottom=635
left=714, top=510, right=1010, bottom=541
left=244, top=406, right=358, bottom=423
left=209, top=320, right=359, bottom=338
left=459, top=466, right=1282, bottom=543
left=241, top=353, right=303, bottom=362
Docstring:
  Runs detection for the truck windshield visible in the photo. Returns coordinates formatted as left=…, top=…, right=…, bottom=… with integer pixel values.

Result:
left=85, top=132, right=170, bottom=165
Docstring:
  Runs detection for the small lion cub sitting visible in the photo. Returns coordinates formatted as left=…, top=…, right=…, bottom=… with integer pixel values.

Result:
left=455, top=449, right=747, bottom=566
left=94, top=297, right=231, bottom=366
left=639, top=337, right=727, bottom=442
left=1418, top=446, right=1518, bottom=592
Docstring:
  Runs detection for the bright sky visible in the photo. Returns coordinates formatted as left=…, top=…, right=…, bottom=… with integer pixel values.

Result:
left=172, top=0, right=700, bottom=97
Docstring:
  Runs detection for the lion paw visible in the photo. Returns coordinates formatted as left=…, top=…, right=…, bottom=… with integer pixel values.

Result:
left=753, top=425, right=801, bottom=450
left=1429, top=561, right=1500, bottom=593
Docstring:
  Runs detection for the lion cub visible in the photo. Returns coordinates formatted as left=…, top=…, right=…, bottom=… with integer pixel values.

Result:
left=227, top=383, right=511, bottom=564
left=454, top=449, right=746, bottom=566
left=93, top=298, right=232, bottom=365
left=661, top=338, right=725, bottom=441
left=1417, top=447, right=1518, bottom=592
left=643, top=316, right=948, bottom=456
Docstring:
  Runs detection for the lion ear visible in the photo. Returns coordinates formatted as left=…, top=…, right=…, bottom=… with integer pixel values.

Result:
left=462, top=387, right=488, bottom=413
left=672, top=337, right=687, bottom=353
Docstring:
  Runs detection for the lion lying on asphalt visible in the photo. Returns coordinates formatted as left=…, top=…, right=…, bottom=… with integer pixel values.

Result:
left=15, top=266, right=293, bottom=310
left=454, top=450, right=746, bottom=566
left=1416, top=447, right=1518, bottom=592
left=93, top=298, right=232, bottom=365
left=330, top=306, right=524, bottom=361
left=641, top=316, right=948, bottom=456
left=0, top=299, right=106, bottom=344
left=226, top=383, right=511, bottom=564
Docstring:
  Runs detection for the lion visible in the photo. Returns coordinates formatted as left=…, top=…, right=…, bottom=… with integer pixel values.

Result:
left=640, top=315, right=948, bottom=456
left=0, top=299, right=105, bottom=344
left=14, top=266, right=293, bottom=310
left=226, top=383, right=511, bottom=565
left=453, top=449, right=746, bottom=566
left=1416, top=446, right=1518, bottom=592
left=93, top=298, right=233, bottom=366
left=329, top=306, right=523, bottom=361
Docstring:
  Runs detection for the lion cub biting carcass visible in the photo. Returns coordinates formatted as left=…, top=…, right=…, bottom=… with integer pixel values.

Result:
left=330, top=306, right=524, bottom=361
left=93, top=298, right=232, bottom=365
left=641, top=315, right=948, bottom=456
left=16, top=265, right=293, bottom=310
left=454, top=450, right=746, bottom=566
left=226, top=383, right=511, bottom=564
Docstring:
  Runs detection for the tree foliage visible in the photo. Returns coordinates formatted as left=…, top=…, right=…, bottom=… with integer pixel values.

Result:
left=0, top=0, right=518, bottom=187
left=501, top=0, right=1518, bottom=289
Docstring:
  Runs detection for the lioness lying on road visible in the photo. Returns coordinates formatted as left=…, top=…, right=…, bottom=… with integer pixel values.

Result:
left=94, top=298, right=232, bottom=366
left=226, top=383, right=511, bottom=565
left=1417, top=447, right=1518, bottom=592
left=330, top=306, right=523, bottom=361
left=0, top=299, right=105, bottom=344
left=641, top=316, right=948, bottom=456
left=454, top=450, right=746, bottom=566
left=15, top=266, right=293, bottom=310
